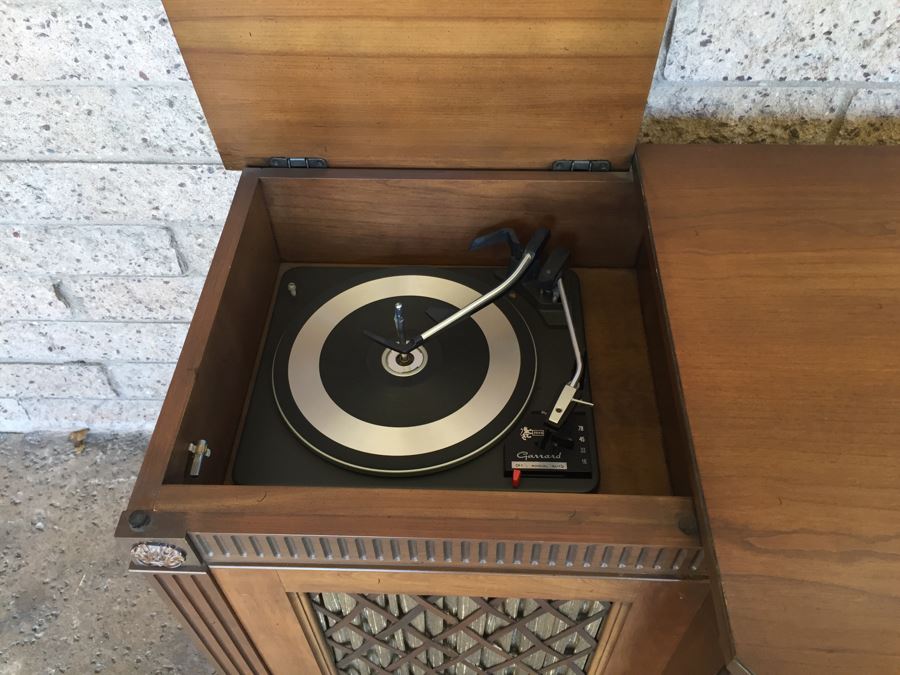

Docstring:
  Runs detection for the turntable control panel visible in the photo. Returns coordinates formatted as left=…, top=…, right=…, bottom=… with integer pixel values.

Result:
left=503, top=411, right=594, bottom=488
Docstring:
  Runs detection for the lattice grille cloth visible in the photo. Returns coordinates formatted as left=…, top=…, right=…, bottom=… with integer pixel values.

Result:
left=305, top=592, right=610, bottom=675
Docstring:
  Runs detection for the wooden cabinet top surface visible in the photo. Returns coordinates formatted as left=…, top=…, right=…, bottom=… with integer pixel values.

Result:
left=161, top=0, right=670, bottom=170
left=637, top=144, right=900, bottom=674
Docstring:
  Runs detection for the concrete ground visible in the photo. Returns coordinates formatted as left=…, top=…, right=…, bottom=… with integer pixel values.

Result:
left=0, top=433, right=213, bottom=675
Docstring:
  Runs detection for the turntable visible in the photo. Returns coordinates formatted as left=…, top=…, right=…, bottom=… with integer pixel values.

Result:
left=234, top=227, right=599, bottom=492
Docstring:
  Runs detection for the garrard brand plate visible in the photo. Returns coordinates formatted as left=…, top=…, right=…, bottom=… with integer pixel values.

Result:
left=272, top=271, right=537, bottom=475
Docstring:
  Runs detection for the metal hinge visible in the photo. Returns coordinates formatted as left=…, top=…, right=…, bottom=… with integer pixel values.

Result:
left=551, top=160, right=611, bottom=172
left=268, top=157, right=328, bottom=169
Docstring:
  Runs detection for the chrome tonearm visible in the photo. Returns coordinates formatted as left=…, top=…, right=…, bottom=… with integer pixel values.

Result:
left=547, top=277, right=594, bottom=427
left=363, top=228, right=548, bottom=354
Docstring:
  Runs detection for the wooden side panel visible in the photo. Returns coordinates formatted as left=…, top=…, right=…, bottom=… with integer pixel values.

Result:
left=637, top=236, right=734, bottom=660
left=261, top=170, right=645, bottom=268
left=636, top=241, right=693, bottom=497
left=151, top=573, right=268, bottom=675
left=638, top=144, right=900, bottom=674
left=288, top=594, right=338, bottom=675
left=582, top=268, right=671, bottom=494
left=128, top=171, right=280, bottom=506
left=588, top=603, right=628, bottom=675
left=600, top=584, right=709, bottom=675
left=213, top=567, right=324, bottom=674
left=166, top=183, right=280, bottom=485
left=662, top=595, right=726, bottom=675
left=162, top=1, right=671, bottom=170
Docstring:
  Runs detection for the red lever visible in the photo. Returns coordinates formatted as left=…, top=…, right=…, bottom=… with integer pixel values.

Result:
left=512, top=469, right=522, bottom=489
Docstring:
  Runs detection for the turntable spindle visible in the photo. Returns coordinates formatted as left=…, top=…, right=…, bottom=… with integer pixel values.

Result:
left=393, top=302, right=415, bottom=366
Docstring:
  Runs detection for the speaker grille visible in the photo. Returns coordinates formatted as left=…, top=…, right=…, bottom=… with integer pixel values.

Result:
left=303, top=592, right=609, bottom=674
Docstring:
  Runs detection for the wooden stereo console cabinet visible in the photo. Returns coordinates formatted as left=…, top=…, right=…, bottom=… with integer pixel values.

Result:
left=115, top=2, right=900, bottom=674
left=118, top=163, right=724, bottom=674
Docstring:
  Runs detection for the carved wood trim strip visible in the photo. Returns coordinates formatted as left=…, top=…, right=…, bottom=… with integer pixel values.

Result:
left=190, top=534, right=708, bottom=578
left=151, top=573, right=269, bottom=675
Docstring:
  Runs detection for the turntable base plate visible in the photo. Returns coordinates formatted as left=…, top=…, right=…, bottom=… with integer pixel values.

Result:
left=233, top=265, right=598, bottom=492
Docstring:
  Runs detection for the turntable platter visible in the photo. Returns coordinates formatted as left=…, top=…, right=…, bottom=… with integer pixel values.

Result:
left=272, top=270, right=537, bottom=475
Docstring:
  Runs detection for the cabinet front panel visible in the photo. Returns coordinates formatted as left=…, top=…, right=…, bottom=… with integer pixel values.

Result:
left=211, top=567, right=716, bottom=675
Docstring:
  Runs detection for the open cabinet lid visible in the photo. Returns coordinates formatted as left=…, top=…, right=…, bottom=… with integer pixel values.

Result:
left=163, top=0, right=671, bottom=171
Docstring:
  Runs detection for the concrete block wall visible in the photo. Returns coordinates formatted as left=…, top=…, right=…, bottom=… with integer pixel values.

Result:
left=0, top=0, right=897, bottom=431
left=641, top=0, right=899, bottom=143
left=0, top=0, right=238, bottom=431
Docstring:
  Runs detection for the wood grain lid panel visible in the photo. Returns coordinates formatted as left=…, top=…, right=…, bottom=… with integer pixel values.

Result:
left=163, top=0, right=670, bottom=170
